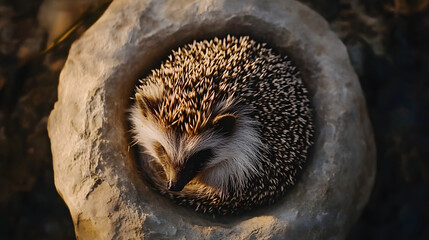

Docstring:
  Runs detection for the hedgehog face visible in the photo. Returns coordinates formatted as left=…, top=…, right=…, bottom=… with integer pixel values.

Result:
left=130, top=82, right=265, bottom=194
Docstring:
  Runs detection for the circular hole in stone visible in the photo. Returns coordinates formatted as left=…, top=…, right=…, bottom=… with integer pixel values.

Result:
left=126, top=19, right=315, bottom=221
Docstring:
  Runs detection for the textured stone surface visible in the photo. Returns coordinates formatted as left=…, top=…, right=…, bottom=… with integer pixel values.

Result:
left=47, top=0, right=376, bottom=239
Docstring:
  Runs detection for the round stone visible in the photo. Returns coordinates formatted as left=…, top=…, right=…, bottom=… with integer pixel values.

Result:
left=48, top=0, right=376, bottom=239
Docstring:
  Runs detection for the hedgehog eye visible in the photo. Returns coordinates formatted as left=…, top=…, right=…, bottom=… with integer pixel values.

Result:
left=153, top=142, right=168, bottom=163
left=157, top=143, right=165, bottom=153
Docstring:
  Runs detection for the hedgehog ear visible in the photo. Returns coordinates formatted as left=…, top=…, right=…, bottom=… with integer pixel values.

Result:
left=135, top=93, right=158, bottom=118
left=212, top=114, right=237, bottom=136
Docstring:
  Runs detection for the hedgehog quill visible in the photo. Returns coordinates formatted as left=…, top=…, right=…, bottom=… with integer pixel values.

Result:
left=129, top=36, right=314, bottom=215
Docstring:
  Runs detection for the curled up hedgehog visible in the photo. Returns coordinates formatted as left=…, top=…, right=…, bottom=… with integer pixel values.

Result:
left=129, top=35, right=314, bottom=216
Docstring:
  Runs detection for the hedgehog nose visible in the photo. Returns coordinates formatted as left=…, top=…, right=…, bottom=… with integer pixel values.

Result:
left=167, top=180, right=184, bottom=192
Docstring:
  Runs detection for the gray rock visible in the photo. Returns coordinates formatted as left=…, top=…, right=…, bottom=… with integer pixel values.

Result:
left=47, top=0, right=376, bottom=239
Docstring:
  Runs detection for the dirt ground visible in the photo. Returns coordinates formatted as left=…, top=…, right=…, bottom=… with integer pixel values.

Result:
left=0, top=0, right=428, bottom=239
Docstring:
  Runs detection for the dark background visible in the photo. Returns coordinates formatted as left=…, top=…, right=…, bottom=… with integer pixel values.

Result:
left=0, top=0, right=428, bottom=239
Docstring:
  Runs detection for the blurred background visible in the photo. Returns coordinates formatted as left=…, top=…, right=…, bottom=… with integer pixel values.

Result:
left=0, top=0, right=427, bottom=239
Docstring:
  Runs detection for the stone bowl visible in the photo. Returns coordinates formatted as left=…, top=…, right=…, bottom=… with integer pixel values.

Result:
left=47, top=0, right=376, bottom=239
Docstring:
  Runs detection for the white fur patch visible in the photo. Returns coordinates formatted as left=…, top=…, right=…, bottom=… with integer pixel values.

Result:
left=194, top=114, right=266, bottom=194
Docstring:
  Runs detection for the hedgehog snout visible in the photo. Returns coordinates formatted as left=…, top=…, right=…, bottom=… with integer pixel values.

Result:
left=167, top=180, right=182, bottom=192
left=166, top=148, right=214, bottom=191
left=165, top=164, right=198, bottom=192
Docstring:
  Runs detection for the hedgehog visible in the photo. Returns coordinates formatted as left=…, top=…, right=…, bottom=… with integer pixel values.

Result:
left=129, top=35, right=313, bottom=216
